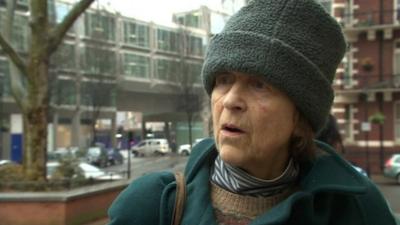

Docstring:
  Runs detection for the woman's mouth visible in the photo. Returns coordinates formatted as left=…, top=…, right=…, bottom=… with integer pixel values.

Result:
left=221, top=124, right=245, bottom=136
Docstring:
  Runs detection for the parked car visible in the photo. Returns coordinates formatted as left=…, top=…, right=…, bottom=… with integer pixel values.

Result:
left=107, top=148, right=124, bottom=165
left=47, top=161, right=122, bottom=180
left=131, top=139, right=171, bottom=157
left=178, top=138, right=204, bottom=156
left=86, top=146, right=108, bottom=167
left=48, top=147, right=79, bottom=161
left=0, top=159, right=14, bottom=167
left=384, top=154, right=400, bottom=183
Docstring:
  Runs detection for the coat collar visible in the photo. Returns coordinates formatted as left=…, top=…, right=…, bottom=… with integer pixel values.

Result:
left=186, top=138, right=368, bottom=195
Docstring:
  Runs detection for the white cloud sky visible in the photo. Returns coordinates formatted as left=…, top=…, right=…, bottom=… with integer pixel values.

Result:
left=97, top=0, right=244, bottom=26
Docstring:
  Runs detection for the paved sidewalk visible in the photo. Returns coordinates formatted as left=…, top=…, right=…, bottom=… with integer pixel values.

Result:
left=370, top=174, right=395, bottom=184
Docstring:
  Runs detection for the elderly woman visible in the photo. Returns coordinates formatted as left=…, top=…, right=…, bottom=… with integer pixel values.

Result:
left=108, top=0, right=397, bottom=224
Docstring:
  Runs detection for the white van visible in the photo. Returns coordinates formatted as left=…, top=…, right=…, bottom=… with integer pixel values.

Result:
left=131, top=139, right=171, bottom=157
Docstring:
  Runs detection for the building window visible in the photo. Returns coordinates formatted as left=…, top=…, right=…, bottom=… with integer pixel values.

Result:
left=81, top=81, right=116, bottom=107
left=187, top=62, right=202, bottom=84
left=0, top=13, right=28, bottom=52
left=85, top=12, right=116, bottom=41
left=123, top=21, right=150, bottom=48
left=82, top=47, right=116, bottom=75
left=52, top=43, right=75, bottom=71
left=54, top=2, right=71, bottom=24
left=0, top=59, right=10, bottom=97
left=174, top=13, right=201, bottom=28
left=187, top=35, right=203, bottom=56
left=123, top=53, right=150, bottom=79
left=156, top=58, right=179, bottom=81
left=51, top=79, right=76, bottom=106
left=396, top=103, right=400, bottom=141
left=156, top=28, right=178, bottom=53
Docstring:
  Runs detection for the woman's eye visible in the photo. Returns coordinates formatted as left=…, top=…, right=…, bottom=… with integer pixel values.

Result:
left=215, top=74, right=233, bottom=86
left=250, top=79, right=268, bottom=90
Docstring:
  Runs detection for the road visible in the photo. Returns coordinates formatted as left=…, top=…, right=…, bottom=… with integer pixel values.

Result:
left=104, top=154, right=188, bottom=180
left=373, top=175, right=400, bottom=215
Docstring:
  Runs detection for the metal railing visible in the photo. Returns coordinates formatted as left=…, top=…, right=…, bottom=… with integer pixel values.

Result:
left=335, top=73, right=400, bottom=91
left=340, top=9, right=400, bottom=28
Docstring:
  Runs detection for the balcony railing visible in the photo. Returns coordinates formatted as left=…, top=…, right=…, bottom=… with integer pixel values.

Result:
left=340, top=9, right=400, bottom=28
left=335, top=73, right=400, bottom=90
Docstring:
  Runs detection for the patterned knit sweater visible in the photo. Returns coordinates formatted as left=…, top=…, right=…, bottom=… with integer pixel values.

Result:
left=210, top=182, right=295, bottom=225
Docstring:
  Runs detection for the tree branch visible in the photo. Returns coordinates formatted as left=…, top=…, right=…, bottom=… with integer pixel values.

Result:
left=9, top=65, right=28, bottom=111
left=0, top=33, right=28, bottom=76
left=48, top=0, right=95, bottom=54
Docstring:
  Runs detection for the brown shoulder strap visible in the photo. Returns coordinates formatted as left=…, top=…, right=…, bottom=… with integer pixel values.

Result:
left=171, top=172, right=186, bottom=225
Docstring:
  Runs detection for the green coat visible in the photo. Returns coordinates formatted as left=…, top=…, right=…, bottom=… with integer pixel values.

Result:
left=108, top=139, right=397, bottom=225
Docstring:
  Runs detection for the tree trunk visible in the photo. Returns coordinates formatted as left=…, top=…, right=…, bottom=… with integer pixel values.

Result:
left=0, top=0, right=95, bottom=181
left=23, top=60, right=49, bottom=181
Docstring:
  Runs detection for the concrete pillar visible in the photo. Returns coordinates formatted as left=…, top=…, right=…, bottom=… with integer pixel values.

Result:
left=52, top=112, right=58, bottom=151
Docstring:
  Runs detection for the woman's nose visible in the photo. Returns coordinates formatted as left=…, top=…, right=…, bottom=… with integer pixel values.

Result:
left=222, top=83, right=247, bottom=112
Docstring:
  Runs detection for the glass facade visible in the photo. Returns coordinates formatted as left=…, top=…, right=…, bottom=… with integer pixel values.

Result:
left=83, top=47, right=116, bottom=75
left=123, top=53, right=150, bottom=79
left=175, top=14, right=201, bottom=29
left=187, top=63, right=202, bottom=84
left=81, top=81, right=116, bottom=107
left=157, top=29, right=179, bottom=53
left=51, top=79, right=76, bottom=105
left=155, top=59, right=202, bottom=83
left=156, top=58, right=179, bottom=81
left=85, top=12, right=116, bottom=41
left=0, top=13, right=28, bottom=52
left=53, top=43, right=75, bottom=70
left=54, top=2, right=71, bottom=24
left=0, top=59, right=10, bottom=97
left=187, top=35, right=203, bottom=56
left=123, top=21, right=150, bottom=48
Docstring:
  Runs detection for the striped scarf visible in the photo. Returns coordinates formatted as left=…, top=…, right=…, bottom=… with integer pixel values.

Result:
left=211, top=155, right=299, bottom=197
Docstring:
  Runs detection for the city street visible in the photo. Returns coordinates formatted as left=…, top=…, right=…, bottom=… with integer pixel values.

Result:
left=104, top=154, right=188, bottom=180
left=373, top=175, right=400, bottom=215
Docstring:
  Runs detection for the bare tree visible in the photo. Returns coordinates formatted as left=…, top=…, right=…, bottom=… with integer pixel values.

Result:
left=81, top=10, right=117, bottom=146
left=0, top=0, right=95, bottom=181
left=170, top=27, right=203, bottom=149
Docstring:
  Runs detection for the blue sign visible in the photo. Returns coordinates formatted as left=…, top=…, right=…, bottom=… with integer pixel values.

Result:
left=11, top=134, right=23, bottom=163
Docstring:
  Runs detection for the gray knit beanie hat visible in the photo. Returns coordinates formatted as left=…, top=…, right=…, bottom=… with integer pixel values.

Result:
left=201, top=0, right=347, bottom=133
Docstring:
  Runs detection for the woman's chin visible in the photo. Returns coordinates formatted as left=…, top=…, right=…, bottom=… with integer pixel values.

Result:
left=218, top=146, right=244, bottom=167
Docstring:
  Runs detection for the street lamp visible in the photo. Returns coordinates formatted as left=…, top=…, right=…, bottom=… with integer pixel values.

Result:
left=116, top=126, right=131, bottom=179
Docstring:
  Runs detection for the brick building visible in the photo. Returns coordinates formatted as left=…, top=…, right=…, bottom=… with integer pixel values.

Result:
left=331, top=0, right=400, bottom=173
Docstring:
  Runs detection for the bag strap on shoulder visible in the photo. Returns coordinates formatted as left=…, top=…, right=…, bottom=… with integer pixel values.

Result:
left=171, top=172, right=186, bottom=225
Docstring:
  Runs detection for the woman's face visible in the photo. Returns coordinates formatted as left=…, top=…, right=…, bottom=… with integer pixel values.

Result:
left=211, top=71, right=297, bottom=179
